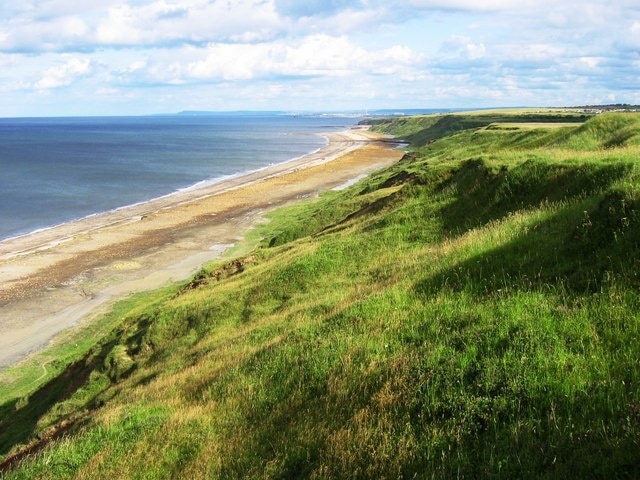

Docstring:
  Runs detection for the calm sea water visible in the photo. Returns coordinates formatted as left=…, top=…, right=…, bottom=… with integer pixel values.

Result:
left=0, top=114, right=357, bottom=241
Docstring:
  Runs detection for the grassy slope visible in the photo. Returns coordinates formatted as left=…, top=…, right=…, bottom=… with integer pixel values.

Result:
left=1, top=112, right=639, bottom=479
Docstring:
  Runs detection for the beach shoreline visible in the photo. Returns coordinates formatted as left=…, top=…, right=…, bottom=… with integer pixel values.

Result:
left=0, top=127, right=404, bottom=369
left=0, top=130, right=354, bottom=261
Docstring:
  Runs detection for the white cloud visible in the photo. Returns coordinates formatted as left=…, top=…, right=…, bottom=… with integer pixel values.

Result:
left=579, top=57, right=601, bottom=69
left=291, top=5, right=385, bottom=35
left=500, top=43, right=567, bottom=64
left=437, top=35, right=488, bottom=67
left=93, top=0, right=284, bottom=48
left=404, top=0, right=554, bottom=12
left=95, top=87, right=120, bottom=96
left=631, top=20, right=640, bottom=44
left=11, top=0, right=119, bottom=19
left=0, top=0, right=285, bottom=52
left=35, top=56, right=92, bottom=89
left=466, top=43, right=486, bottom=60
left=180, top=35, right=421, bottom=82
left=0, top=0, right=638, bottom=115
left=96, top=5, right=145, bottom=45
left=0, top=15, right=91, bottom=52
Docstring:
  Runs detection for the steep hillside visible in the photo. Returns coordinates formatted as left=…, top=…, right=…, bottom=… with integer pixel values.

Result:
left=1, top=112, right=639, bottom=479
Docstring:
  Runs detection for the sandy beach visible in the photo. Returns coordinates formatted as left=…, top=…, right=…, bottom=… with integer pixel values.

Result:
left=0, top=128, right=404, bottom=368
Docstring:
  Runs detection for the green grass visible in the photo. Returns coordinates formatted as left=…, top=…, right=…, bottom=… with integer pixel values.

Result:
left=365, top=111, right=589, bottom=147
left=1, top=112, right=639, bottom=479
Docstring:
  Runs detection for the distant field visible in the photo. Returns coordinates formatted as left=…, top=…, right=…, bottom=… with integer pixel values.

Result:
left=451, top=107, right=581, bottom=115
left=487, top=122, right=582, bottom=129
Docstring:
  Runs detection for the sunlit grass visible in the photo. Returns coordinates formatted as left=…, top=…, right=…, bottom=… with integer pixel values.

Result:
left=2, top=112, right=640, bottom=479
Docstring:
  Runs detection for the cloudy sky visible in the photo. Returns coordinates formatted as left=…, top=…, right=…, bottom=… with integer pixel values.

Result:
left=0, top=0, right=638, bottom=116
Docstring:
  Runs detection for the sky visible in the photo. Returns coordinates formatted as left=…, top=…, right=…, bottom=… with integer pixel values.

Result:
left=0, top=0, right=638, bottom=116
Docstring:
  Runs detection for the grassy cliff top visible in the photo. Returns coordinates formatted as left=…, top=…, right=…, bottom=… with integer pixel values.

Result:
left=1, top=112, right=639, bottom=479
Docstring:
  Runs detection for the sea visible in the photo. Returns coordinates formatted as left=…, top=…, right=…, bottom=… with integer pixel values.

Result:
left=0, top=113, right=359, bottom=242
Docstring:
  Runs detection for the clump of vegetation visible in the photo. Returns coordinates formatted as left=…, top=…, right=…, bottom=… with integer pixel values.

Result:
left=1, top=112, right=639, bottom=479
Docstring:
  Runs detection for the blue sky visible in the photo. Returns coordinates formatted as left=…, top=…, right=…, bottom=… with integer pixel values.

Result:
left=0, top=0, right=638, bottom=116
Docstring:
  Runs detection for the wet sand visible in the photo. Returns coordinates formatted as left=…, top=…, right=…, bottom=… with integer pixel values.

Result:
left=0, top=128, right=404, bottom=368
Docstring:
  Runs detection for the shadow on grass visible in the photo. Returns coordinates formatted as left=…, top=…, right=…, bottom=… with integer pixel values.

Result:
left=430, top=392, right=640, bottom=479
left=437, top=158, right=632, bottom=237
left=0, top=338, right=118, bottom=458
left=416, top=189, right=640, bottom=297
